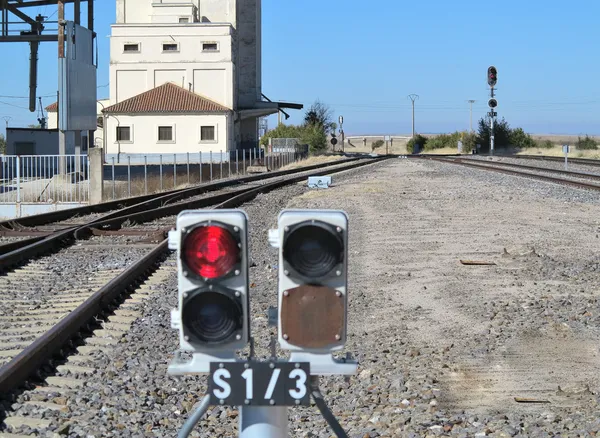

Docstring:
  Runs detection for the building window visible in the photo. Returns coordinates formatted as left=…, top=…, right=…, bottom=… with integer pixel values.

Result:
left=202, top=42, right=218, bottom=52
left=162, top=43, right=179, bottom=52
left=179, top=17, right=189, bottom=23
left=158, top=126, right=174, bottom=142
left=116, top=126, right=131, bottom=142
left=200, top=125, right=216, bottom=142
left=123, top=43, right=140, bottom=52
left=97, top=116, right=103, bottom=128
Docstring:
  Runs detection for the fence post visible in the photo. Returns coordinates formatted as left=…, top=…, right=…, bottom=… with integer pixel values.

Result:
left=144, top=155, right=148, bottom=195
left=220, top=151, right=223, bottom=179
left=228, top=150, right=231, bottom=178
left=187, top=152, right=190, bottom=184
left=210, top=150, right=213, bottom=181
left=111, top=157, right=116, bottom=200
left=243, top=148, right=246, bottom=174
left=89, top=147, right=104, bottom=204
left=160, top=154, right=163, bottom=191
left=236, top=149, right=239, bottom=175
left=16, top=156, right=21, bottom=203
left=199, top=151, right=202, bottom=183
left=174, top=153, right=177, bottom=188
left=127, top=155, right=131, bottom=197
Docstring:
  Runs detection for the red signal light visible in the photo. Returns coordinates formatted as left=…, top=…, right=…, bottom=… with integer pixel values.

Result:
left=183, top=225, right=239, bottom=279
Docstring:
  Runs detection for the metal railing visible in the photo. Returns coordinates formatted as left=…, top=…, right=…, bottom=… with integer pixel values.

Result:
left=103, top=146, right=308, bottom=201
left=0, top=154, right=90, bottom=203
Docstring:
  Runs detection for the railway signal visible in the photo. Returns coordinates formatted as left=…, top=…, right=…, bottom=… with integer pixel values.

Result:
left=272, top=209, right=349, bottom=355
left=487, top=66, right=497, bottom=87
left=488, top=98, right=498, bottom=108
left=168, top=209, right=250, bottom=371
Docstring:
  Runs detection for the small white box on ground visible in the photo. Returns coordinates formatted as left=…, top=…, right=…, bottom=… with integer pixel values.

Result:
left=307, top=176, right=332, bottom=189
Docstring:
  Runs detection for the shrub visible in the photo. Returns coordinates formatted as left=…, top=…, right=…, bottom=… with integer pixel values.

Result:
left=300, top=124, right=328, bottom=154
left=576, top=135, right=598, bottom=150
left=406, top=134, right=428, bottom=154
left=372, top=139, right=385, bottom=151
left=509, top=127, right=537, bottom=149
left=476, top=117, right=511, bottom=152
left=424, top=134, right=451, bottom=150
left=536, top=139, right=554, bottom=149
left=461, top=132, right=478, bottom=153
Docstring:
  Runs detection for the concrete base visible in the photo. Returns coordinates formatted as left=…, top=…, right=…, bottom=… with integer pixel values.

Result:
left=0, top=202, right=86, bottom=219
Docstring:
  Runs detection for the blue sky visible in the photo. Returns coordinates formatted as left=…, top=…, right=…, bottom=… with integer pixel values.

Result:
left=1, top=0, right=599, bottom=137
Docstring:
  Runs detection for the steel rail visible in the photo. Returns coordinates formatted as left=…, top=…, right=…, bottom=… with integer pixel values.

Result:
left=0, top=157, right=369, bottom=270
left=0, top=157, right=364, bottom=231
left=453, top=158, right=600, bottom=180
left=424, top=156, right=600, bottom=191
left=492, top=154, right=600, bottom=167
left=0, top=155, right=389, bottom=396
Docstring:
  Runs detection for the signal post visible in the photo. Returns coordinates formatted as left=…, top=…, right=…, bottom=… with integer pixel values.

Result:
left=487, top=66, right=498, bottom=154
left=167, top=208, right=357, bottom=438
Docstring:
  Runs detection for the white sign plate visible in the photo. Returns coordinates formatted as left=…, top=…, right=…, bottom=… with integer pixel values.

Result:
left=307, top=176, right=332, bottom=189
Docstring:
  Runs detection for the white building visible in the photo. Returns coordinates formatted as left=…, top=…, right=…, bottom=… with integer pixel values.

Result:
left=103, top=0, right=301, bottom=155
left=45, top=99, right=109, bottom=149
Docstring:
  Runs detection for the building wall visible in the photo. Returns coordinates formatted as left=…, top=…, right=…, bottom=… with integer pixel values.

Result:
left=104, top=113, right=230, bottom=155
left=109, top=24, right=234, bottom=108
left=6, top=128, right=60, bottom=155
left=111, top=0, right=262, bottom=150
left=46, top=99, right=108, bottom=149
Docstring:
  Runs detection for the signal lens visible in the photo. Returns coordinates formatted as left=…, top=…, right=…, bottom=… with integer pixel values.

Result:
left=183, top=225, right=239, bottom=279
left=182, top=291, right=242, bottom=343
left=283, top=224, right=343, bottom=278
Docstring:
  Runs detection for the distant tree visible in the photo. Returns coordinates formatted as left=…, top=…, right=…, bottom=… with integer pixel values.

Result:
left=27, top=124, right=41, bottom=129
left=476, top=117, right=511, bottom=152
left=0, top=133, right=5, bottom=154
left=304, top=100, right=334, bottom=134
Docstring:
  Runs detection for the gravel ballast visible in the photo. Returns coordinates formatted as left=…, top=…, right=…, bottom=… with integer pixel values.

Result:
left=5, top=157, right=600, bottom=437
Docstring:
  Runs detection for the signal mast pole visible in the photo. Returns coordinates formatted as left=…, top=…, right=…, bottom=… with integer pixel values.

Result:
left=487, top=66, right=498, bottom=155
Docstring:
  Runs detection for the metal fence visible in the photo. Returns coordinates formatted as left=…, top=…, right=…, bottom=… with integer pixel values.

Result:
left=0, top=143, right=309, bottom=208
left=0, top=154, right=89, bottom=203
left=103, top=145, right=308, bottom=201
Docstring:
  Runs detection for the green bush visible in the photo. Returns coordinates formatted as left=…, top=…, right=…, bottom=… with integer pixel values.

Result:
left=576, top=135, right=598, bottom=150
left=535, top=139, right=554, bottom=149
left=461, top=132, right=478, bottom=153
left=300, top=124, right=328, bottom=154
left=372, top=139, right=385, bottom=151
left=424, top=134, right=451, bottom=150
left=509, top=127, right=537, bottom=149
left=476, top=117, right=511, bottom=152
left=406, top=134, right=428, bottom=154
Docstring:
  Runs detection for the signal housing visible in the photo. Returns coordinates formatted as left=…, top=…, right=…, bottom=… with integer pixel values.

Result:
left=171, top=209, right=250, bottom=353
left=276, top=209, right=349, bottom=353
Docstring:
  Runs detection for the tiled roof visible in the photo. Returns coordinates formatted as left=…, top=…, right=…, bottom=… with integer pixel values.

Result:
left=46, top=101, right=58, bottom=112
left=102, top=82, right=230, bottom=114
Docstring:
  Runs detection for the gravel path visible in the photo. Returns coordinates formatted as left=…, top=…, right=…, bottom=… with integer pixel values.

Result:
left=7, top=156, right=600, bottom=437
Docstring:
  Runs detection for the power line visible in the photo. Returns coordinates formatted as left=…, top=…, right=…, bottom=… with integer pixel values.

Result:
left=0, top=93, right=56, bottom=99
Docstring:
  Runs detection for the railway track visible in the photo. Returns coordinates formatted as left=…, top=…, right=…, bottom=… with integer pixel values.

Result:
left=421, top=156, right=600, bottom=191
left=0, top=155, right=387, bottom=436
left=0, top=156, right=380, bottom=272
left=498, top=153, right=600, bottom=168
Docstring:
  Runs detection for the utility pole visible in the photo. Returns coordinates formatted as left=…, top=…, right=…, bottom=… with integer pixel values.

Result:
left=407, top=94, right=419, bottom=137
left=467, top=100, right=475, bottom=133
left=2, top=116, right=11, bottom=130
